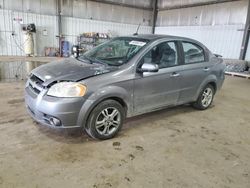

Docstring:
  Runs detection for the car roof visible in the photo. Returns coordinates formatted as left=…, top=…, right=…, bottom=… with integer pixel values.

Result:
left=122, top=34, right=207, bottom=49
left=123, top=34, right=189, bottom=41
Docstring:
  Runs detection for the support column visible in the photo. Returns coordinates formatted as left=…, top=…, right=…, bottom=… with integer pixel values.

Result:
left=152, top=0, right=158, bottom=34
left=57, top=0, right=62, bottom=57
left=240, top=0, right=250, bottom=60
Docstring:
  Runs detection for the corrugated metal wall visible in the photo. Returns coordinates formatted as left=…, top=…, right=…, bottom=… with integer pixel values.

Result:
left=155, top=25, right=245, bottom=58
left=0, top=0, right=152, bottom=56
left=62, top=16, right=151, bottom=46
left=0, top=0, right=152, bottom=80
left=0, top=61, right=27, bottom=80
left=0, top=9, right=58, bottom=56
left=61, top=0, right=152, bottom=25
left=0, top=0, right=152, bottom=23
left=0, top=0, right=248, bottom=81
left=0, top=61, right=45, bottom=80
left=155, top=0, right=248, bottom=59
left=157, top=0, right=247, bottom=26
left=0, top=9, right=151, bottom=56
left=0, top=0, right=248, bottom=59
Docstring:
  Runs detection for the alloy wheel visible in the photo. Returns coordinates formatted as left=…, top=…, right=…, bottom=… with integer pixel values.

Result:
left=201, top=87, right=213, bottom=108
left=95, top=107, right=121, bottom=136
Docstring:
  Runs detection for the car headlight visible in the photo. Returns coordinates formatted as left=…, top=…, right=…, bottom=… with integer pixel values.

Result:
left=47, top=82, right=87, bottom=97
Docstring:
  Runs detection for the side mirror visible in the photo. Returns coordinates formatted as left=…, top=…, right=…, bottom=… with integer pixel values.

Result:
left=139, top=62, right=159, bottom=73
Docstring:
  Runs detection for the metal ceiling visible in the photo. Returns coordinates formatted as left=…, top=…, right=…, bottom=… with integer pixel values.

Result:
left=88, top=0, right=153, bottom=10
left=0, top=0, right=244, bottom=13
left=87, top=0, right=243, bottom=10
left=157, top=0, right=244, bottom=10
left=0, top=0, right=247, bottom=29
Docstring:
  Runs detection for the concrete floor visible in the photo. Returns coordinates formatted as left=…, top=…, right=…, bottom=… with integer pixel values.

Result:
left=0, top=76, right=249, bottom=188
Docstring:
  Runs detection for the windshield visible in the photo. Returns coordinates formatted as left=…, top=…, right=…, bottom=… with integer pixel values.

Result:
left=80, top=37, right=149, bottom=66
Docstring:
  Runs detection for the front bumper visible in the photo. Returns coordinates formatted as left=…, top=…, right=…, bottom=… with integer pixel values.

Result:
left=25, top=84, right=85, bottom=129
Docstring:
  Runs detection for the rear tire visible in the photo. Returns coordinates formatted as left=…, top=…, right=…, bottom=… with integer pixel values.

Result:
left=85, top=100, right=125, bottom=140
left=193, top=84, right=215, bottom=110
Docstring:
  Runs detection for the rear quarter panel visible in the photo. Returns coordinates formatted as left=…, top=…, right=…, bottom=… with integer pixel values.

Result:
left=195, top=57, right=225, bottom=100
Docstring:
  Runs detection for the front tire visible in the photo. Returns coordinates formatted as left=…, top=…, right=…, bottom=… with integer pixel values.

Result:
left=85, top=100, right=125, bottom=140
left=193, top=84, right=215, bottom=110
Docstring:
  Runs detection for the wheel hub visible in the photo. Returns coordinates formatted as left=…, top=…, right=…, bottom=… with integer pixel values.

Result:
left=95, top=107, right=121, bottom=136
left=201, top=87, right=213, bottom=108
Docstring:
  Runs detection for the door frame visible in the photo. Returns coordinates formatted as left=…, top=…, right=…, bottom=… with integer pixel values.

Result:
left=132, top=39, right=183, bottom=114
left=134, top=39, right=183, bottom=71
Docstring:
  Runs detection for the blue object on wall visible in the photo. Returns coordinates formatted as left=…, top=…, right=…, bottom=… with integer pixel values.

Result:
left=61, top=40, right=70, bottom=57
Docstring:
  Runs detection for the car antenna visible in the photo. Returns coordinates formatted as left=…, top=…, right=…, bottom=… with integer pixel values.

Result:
left=133, top=23, right=141, bottom=35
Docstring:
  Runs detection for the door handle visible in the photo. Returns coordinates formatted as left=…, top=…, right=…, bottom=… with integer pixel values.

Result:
left=170, top=72, right=180, bottom=77
left=203, top=67, right=210, bottom=72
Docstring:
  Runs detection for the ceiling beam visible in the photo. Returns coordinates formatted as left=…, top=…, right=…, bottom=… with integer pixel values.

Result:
left=87, top=0, right=153, bottom=11
left=158, top=0, right=242, bottom=11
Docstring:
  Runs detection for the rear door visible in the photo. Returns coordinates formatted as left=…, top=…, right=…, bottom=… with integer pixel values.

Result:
left=133, top=41, right=182, bottom=113
left=177, top=41, right=213, bottom=104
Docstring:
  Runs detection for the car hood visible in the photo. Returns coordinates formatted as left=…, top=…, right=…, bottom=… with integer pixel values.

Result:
left=31, top=58, right=117, bottom=87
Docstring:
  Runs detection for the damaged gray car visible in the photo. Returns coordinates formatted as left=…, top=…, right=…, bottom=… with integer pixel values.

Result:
left=25, top=34, right=226, bottom=139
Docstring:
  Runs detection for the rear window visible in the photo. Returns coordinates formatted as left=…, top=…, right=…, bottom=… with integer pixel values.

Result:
left=182, top=42, right=205, bottom=64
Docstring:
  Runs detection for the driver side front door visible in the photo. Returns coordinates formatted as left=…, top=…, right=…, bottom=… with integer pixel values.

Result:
left=133, top=41, right=181, bottom=114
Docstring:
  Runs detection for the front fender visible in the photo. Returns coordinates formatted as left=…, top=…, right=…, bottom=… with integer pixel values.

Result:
left=76, top=85, right=132, bottom=128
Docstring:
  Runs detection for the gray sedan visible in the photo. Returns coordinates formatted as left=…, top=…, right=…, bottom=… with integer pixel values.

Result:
left=25, top=34, right=226, bottom=139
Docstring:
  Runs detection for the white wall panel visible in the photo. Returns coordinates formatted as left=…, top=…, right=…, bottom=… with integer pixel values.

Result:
left=62, top=16, right=152, bottom=45
left=0, top=9, right=152, bottom=56
left=84, top=1, right=151, bottom=25
left=60, top=0, right=152, bottom=25
left=1, top=0, right=152, bottom=25
left=2, top=0, right=57, bottom=15
left=156, top=0, right=247, bottom=59
left=157, top=0, right=248, bottom=26
left=245, top=39, right=250, bottom=61
left=0, top=61, right=27, bottom=80
left=155, top=24, right=245, bottom=59
left=0, top=9, right=58, bottom=56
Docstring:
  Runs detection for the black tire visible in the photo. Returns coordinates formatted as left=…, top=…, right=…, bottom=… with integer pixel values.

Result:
left=85, top=100, right=125, bottom=140
left=193, top=84, right=215, bottom=110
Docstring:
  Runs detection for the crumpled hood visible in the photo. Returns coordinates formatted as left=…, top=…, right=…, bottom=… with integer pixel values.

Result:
left=31, top=58, right=117, bottom=86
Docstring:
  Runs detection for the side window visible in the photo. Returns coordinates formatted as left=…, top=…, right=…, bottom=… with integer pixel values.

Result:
left=182, top=42, right=205, bottom=64
left=140, top=41, right=178, bottom=69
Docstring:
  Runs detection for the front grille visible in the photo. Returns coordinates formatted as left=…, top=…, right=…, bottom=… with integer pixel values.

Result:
left=30, top=74, right=44, bottom=88
left=29, top=83, right=41, bottom=94
left=28, top=74, right=45, bottom=95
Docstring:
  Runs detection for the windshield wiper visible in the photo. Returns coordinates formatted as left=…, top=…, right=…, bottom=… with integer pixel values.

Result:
left=77, top=57, right=89, bottom=64
left=78, top=55, right=93, bottom=64
left=80, top=55, right=106, bottom=65
left=93, top=57, right=106, bottom=65
left=80, top=55, right=119, bottom=66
